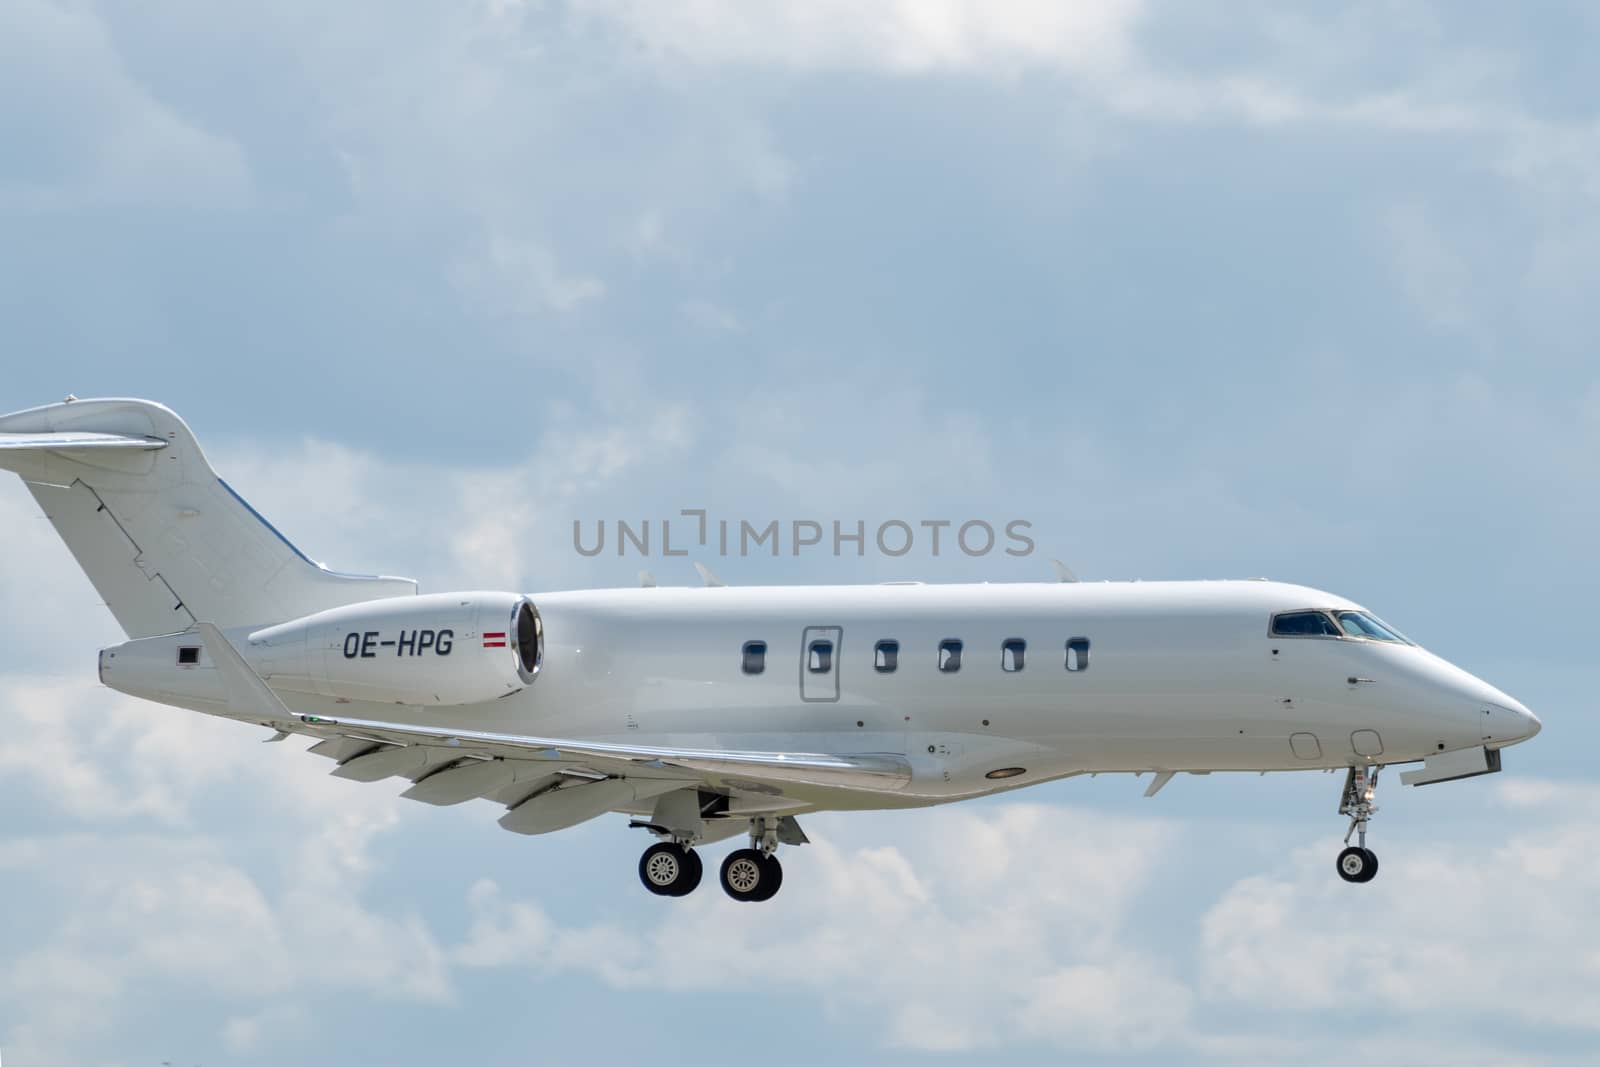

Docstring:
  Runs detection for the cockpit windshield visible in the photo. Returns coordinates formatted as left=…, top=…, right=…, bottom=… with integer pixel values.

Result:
left=1270, top=611, right=1342, bottom=637
left=1334, top=611, right=1411, bottom=644
left=1270, top=609, right=1415, bottom=645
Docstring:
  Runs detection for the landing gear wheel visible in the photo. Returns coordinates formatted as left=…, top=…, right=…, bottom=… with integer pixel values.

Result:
left=751, top=854, right=783, bottom=902
left=1336, top=846, right=1378, bottom=884
left=639, top=843, right=702, bottom=897
left=720, top=848, right=777, bottom=902
left=673, top=848, right=704, bottom=896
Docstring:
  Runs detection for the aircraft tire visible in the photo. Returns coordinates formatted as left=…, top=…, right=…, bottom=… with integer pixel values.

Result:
left=719, top=848, right=773, bottom=902
left=671, top=848, right=704, bottom=897
left=640, top=842, right=699, bottom=896
left=1358, top=848, right=1378, bottom=882
left=1336, top=846, right=1378, bottom=884
left=750, top=854, right=783, bottom=902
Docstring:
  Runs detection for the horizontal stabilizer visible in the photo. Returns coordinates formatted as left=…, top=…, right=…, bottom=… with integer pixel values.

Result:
left=0, top=431, right=167, bottom=453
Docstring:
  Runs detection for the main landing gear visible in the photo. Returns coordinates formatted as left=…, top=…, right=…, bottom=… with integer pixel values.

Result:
left=636, top=817, right=787, bottom=902
left=638, top=842, right=703, bottom=897
left=1336, top=765, right=1381, bottom=884
left=719, top=818, right=784, bottom=903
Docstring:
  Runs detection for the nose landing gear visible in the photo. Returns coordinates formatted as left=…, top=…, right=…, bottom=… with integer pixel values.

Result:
left=1336, top=765, right=1381, bottom=884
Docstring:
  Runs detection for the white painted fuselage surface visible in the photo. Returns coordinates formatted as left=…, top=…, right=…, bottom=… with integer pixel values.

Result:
left=100, top=580, right=1536, bottom=809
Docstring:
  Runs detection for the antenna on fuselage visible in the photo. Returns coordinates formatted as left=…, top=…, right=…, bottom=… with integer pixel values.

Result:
left=693, top=561, right=727, bottom=587
left=1142, top=771, right=1175, bottom=797
left=1051, top=559, right=1080, bottom=583
left=638, top=570, right=657, bottom=588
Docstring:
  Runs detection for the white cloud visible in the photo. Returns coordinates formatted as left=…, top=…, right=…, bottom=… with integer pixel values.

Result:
left=207, top=401, right=697, bottom=594
left=1200, top=780, right=1600, bottom=1034
left=0, top=480, right=126, bottom=665
left=0, top=0, right=251, bottom=210
left=0, top=685, right=454, bottom=1064
left=451, top=234, right=607, bottom=316
left=580, top=0, right=1143, bottom=77
left=456, top=803, right=1191, bottom=1052
left=681, top=299, right=742, bottom=333
left=449, top=782, right=1600, bottom=1061
left=1015, top=958, right=1194, bottom=1052
left=220, top=1003, right=308, bottom=1054
left=573, top=0, right=1600, bottom=203
left=1381, top=202, right=1478, bottom=338
left=0, top=677, right=245, bottom=824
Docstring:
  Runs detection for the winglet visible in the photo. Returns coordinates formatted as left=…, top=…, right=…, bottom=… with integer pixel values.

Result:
left=196, top=622, right=296, bottom=724
left=638, top=570, right=657, bottom=588
left=693, top=562, right=726, bottom=587
left=1051, top=559, right=1080, bottom=583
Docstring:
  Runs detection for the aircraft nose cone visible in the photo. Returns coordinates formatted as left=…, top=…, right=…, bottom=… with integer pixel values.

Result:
left=1517, top=704, right=1542, bottom=740
left=1482, top=701, right=1541, bottom=747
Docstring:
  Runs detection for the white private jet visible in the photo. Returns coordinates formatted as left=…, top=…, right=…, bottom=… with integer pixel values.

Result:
left=0, top=398, right=1541, bottom=902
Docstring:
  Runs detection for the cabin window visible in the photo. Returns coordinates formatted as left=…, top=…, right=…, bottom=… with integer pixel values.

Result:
left=176, top=646, right=200, bottom=666
left=807, top=639, right=834, bottom=673
left=1065, top=637, right=1090, bottom=672
left=1270, top=611, right=1342, bottom=638
left=938, top=639, right=963, bottom=673
left=874, top=639, right=899, bottom=673
left=741, top=640, right=767, bottom=675
left=1002, top=638, right=1026, bottom=672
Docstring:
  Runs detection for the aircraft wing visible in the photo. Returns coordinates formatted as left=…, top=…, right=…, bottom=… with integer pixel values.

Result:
left=195, top=623, right=911, bottom=823
left=291, top=709, right=912, bottom=793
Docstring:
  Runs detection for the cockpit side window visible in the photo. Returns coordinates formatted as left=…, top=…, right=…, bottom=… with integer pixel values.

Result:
left=1270, top=611, right=1342, bottom=638
left=1335, top=611, right=1411, bottom=644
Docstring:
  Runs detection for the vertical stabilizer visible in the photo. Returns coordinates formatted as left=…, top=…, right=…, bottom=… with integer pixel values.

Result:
left=0, top=398, right=416, bottom=636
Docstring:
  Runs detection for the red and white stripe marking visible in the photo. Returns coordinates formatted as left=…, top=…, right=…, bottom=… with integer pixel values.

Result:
left=483, top=631, right=506, bottom=648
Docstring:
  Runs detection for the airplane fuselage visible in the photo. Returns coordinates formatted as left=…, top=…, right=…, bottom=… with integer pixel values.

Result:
left=103, top=579, right=1536, bottom=810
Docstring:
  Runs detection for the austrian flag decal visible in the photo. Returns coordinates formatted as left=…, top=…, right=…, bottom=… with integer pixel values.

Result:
left=483, top=631, right=507, bottom=648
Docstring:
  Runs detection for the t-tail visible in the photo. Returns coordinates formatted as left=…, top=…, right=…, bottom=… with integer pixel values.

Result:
left=0, top=397, right=415, bottom=636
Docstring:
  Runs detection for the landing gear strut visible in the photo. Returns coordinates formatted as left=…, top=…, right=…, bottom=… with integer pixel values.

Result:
left=719, top=817, right=784, bottom=902
left=1336, top=765, right=1381, bottom=884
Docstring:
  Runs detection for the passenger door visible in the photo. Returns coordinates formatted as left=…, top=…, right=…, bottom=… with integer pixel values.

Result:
left=799, top=625, right=842, bottom=702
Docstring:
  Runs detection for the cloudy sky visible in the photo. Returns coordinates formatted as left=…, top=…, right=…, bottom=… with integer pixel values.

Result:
left=3, top=1, right=1599, bottom=1063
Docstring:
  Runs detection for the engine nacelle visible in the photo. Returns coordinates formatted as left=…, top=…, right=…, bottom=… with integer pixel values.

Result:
left=245, top=591, right=542, bottom=706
